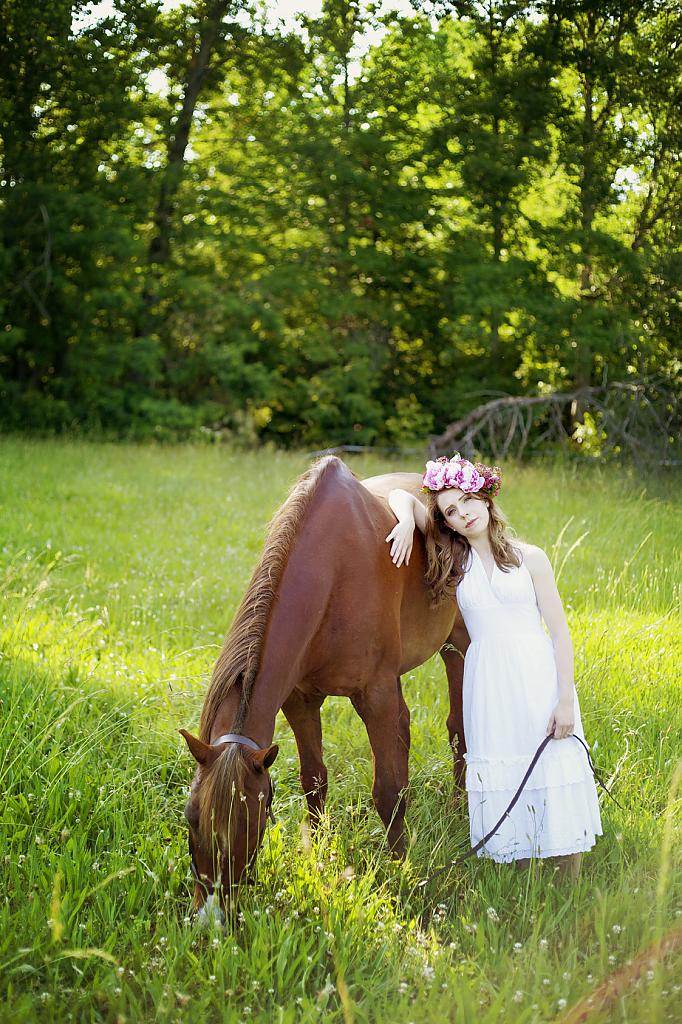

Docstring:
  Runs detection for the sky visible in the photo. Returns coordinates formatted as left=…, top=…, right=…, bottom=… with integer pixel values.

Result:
left=75, top=1, right=417, bottom=35
left=74, top=0, right=418, bottom=93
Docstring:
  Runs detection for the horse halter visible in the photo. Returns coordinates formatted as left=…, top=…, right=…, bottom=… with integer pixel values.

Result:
left=188, top=733, right=276, bottom=897
left=211, top=733, right=277, bottom=824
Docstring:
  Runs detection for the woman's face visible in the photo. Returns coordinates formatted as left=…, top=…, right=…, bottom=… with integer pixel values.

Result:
left=436, top=487, right=490, bottom=538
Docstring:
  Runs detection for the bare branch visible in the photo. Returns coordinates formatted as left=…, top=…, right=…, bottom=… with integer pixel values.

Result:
left=430, top=380, right=680, bottom=465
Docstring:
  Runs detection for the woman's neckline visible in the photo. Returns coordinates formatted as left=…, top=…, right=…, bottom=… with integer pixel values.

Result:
left=471, top=545, right=496, bottom=584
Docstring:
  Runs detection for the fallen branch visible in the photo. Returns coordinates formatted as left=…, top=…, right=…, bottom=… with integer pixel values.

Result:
left=429, top=380, right=680, bottom=466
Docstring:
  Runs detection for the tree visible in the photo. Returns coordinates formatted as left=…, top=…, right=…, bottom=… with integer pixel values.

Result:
left=413, top=2, right=564, bottom=419
left=0, top=0, right=147, bottom=428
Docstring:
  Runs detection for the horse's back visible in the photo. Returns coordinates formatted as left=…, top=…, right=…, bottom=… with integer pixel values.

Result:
left=359, top=470, right=459, bottom=672
left=272, top=459, right=456, bottom=689
left=360, top=471, right=424, bottom=503
left=356, top=468, right=457, bottom=672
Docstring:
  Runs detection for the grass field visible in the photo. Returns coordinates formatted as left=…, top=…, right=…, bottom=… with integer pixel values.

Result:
left=1, top=439, right=680, bottom=1024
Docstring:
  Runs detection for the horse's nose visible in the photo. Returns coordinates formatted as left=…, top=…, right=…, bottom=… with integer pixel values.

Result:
left=194, top=892, right=226, bottom=930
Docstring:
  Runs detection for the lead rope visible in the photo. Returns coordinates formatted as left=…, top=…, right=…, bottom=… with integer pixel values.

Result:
left=418, top=733, right=623, bottom=888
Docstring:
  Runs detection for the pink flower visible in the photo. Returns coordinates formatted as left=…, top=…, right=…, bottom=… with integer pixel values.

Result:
left=422, top=460, right=447, bottom=491
left=422, top=452, right=501, bottom=496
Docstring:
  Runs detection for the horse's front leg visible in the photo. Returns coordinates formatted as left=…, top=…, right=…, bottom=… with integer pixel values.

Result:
left=282, top=690, right=328, bottom=823
left=441, top=615, right=469, bottom=797
left=353, top=675, right=410, bottom=858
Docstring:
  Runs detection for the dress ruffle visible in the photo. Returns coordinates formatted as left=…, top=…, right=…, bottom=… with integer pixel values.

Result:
left=468, top=777, right=603, bottom=863
left=464, top=739, right=595, bottom=793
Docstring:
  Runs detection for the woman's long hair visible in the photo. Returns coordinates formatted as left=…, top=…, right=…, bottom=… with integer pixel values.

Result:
left=423, top=490, right=520, bottom=606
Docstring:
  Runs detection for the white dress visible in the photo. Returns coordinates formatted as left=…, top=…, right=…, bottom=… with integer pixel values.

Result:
left=458, top=546, right=603, bottom=862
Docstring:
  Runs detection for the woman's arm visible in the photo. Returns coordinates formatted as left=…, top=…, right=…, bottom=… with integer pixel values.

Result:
left=523, top=544, right=575, bottom=740
left=385, top=488, right=427, bottom=567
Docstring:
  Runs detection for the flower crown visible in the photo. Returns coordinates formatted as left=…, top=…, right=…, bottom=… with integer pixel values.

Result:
left=421, top=453, right=502, bottom=498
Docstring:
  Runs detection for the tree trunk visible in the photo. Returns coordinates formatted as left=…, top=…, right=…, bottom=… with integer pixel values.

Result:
left=147, top=1, right=234, bottom=268
left=488, top=10, right=502, bottom=358
left=573, top=16, right=597, bottom=421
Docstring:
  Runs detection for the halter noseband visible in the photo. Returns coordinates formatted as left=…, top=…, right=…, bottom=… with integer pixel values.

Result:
left=213, top=733, right=276, bottom=822
left=213, top=732, right=261, bottom=751
left=189, top=733, right=276, bottom=897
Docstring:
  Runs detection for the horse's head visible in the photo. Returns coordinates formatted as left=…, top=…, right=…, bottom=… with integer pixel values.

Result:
left=180, top=730, right=278, bottom=921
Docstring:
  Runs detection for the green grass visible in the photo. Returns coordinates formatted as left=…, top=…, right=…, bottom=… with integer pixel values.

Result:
left=1, top=439, right=680, bottom=1024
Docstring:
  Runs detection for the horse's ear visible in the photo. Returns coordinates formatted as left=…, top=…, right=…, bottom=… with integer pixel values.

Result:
left=252, top=744, right=279, bottom=771
left=179, top=729, right=213, bottom=765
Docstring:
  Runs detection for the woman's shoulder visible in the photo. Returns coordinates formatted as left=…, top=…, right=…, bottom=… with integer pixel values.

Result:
left=513, top=541, right=552, bottom=573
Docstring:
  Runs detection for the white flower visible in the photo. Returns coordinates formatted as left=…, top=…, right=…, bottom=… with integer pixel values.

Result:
left=512, top=991, right=523, bottom=1003
left=611, top=923, right=622, bottom=934
left=486, top=907, right=499, bottom=922
left=557, top=998, right=567, bottom=1010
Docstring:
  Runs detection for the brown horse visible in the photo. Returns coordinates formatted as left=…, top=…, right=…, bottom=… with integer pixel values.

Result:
left=180, top=456, right=469, bottom=913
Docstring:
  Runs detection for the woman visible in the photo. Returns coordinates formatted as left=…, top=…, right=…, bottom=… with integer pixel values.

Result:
left=385, top=454, right=602, bottom=878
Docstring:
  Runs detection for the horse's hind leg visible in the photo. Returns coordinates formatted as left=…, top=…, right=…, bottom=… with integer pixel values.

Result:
left=353, top=676, right=410, bottom=858
left=441, top=617, right=469, bottom=796
left=282, top=690, right=327, bottom=823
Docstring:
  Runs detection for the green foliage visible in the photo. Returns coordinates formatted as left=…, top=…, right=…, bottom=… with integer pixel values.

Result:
left=0, top=1, right=680, bottom=444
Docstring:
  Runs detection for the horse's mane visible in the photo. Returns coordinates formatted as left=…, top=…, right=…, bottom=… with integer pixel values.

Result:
left=199, top=455, right=344, bottom=742
left=198, top=744, right=246, bottom=860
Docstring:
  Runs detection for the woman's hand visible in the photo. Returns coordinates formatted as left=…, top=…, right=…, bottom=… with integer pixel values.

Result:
left=546, top=698, right=575, bottom=740
left=385, top=521, right=415, bottom=567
